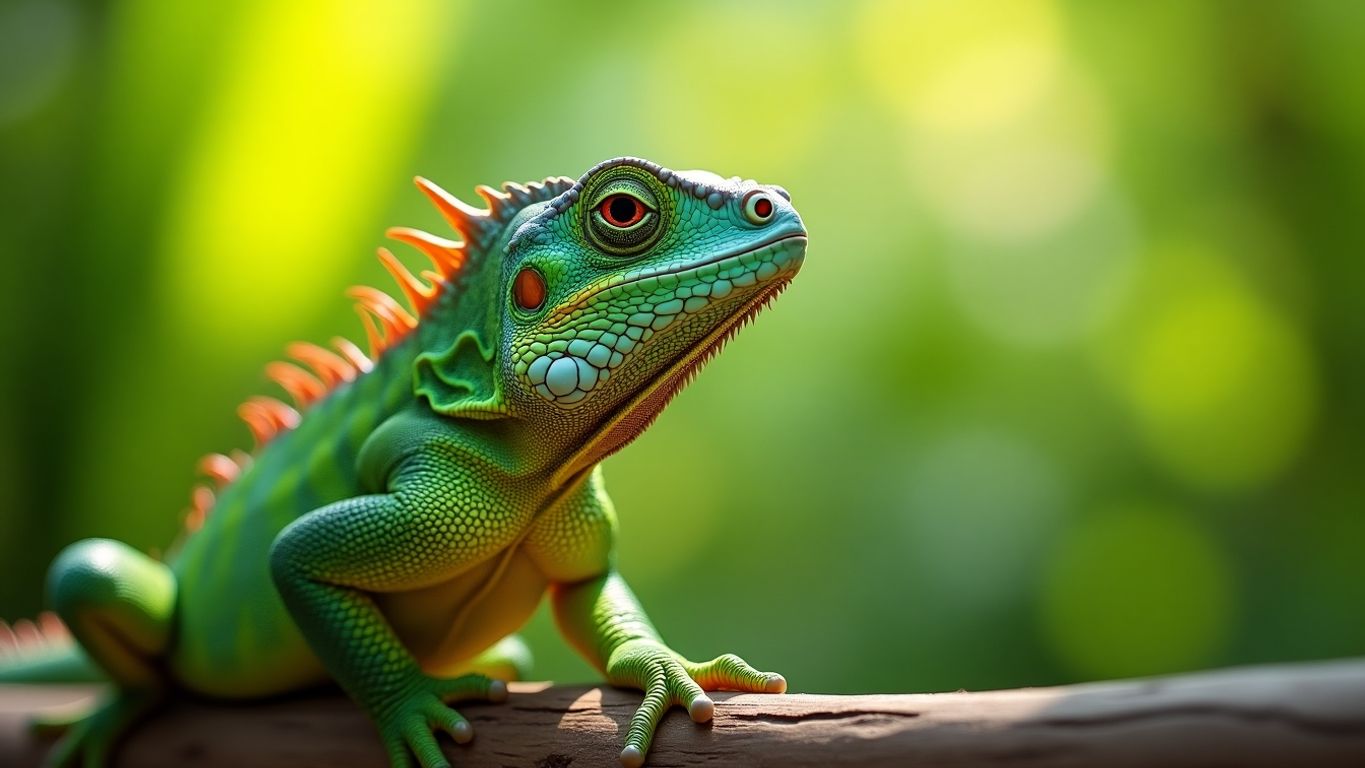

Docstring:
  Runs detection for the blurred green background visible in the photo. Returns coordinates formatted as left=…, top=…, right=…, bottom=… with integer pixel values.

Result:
left=1, top=0, right=1362, bottom=695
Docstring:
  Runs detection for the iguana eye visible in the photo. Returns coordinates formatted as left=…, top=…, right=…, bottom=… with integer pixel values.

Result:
left=742, top=190, right=775, bottom=225
left=586, top=180, right=661, bottom=255
left=599, top=194, right=646, bottom=228
left=513, top=267, right=546, bottom=312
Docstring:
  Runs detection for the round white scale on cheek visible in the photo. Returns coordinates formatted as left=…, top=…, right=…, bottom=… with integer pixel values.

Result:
left=545, top=357, right=579, bottom=397
left=527, top=351, right=611, bottom=406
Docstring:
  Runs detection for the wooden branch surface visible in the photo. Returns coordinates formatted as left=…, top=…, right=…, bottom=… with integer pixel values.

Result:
left=3, top=658, right=1364, bottom=767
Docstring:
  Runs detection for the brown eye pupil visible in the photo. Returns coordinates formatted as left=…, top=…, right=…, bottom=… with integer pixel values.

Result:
left=514, top=268, right=545, bottom=311
left=754, top=198, right=773, bottom=218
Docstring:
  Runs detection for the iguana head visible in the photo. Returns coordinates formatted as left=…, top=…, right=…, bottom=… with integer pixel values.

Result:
left=496, top=158, right=806, bottom=471
left=403, top=157, right=804, bottom=477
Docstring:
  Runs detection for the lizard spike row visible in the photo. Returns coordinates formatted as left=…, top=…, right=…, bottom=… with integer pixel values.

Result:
left=231, top=173, right=568, bottom=472
left=265, top=362, right=327, bottom=409
left=286, top=342, right=359, bottom=387
left=4, top=159, right=806, bottom=768
left=415, top=176, right=497, bottom=246
left=376, top=247, right=439, bottom=315
left=347, top=285, right=418, bottom=357
left=196, top=453, right=241, bottom=488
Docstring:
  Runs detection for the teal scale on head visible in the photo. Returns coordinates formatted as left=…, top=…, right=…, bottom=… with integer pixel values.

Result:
left=494, top=158, right=806, bottom=481
left=1, top=157, right=806, bottom=768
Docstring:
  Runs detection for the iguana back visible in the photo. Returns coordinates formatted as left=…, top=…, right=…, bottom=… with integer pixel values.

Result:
left=169, top=174, right=575, bottom=695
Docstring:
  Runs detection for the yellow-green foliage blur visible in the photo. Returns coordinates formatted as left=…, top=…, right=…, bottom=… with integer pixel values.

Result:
left=0, top=1, right=1361, bottom=693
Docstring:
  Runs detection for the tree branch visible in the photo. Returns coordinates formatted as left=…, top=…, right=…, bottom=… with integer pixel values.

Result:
left=3, top=658, right=1364, bottom=766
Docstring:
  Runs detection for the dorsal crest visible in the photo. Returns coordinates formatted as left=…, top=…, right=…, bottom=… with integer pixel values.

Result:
left=178, top=172, right=575, bottom=534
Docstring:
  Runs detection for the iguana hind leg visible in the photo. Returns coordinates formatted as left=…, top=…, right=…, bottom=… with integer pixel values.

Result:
left=39, top=538, right=176, bottom=767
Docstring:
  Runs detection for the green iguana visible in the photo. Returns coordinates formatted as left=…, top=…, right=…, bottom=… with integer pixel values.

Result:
left=0, top=157, right=806, bottom=767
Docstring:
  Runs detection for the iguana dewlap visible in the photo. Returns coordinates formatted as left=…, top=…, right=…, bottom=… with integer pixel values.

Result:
left=0, top=157, right=806, bottom=768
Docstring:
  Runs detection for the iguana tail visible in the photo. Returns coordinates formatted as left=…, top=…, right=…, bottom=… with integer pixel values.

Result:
left=0, top=613, right=103, bottom=683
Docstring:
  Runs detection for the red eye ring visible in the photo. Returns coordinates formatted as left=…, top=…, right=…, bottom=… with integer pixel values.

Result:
left=599, top=194, right=646, bottom=228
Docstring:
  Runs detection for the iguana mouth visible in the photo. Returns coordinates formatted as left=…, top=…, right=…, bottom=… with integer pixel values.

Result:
left=551, top=277, right=795, bottom=487
left=564, top=232, right=807, bottom=312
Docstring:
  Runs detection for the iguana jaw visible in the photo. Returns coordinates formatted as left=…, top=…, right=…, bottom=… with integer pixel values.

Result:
left=551, top=261, right=799, bottom=488
left=563, top=232, right=808, bottom=313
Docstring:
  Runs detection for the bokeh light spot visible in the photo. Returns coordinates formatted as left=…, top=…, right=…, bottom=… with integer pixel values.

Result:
left=857, top=0, right=1062, bottom=136
left=645, top=6, right=832, bottom=168
left=942, top=190, right=1137, bottom=346
left=861, top=1, right=1130, bottom=348
left=1041, top=504, right=1233, bottom=679
left=909, top=72, right=1113, bottom=245
left=159, top=0, right=457, bottom=348
left=1105, top=247, right=1317, bottom=491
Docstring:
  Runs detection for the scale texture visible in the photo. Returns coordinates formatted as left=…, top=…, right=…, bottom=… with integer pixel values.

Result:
left=0, top=157, right=806, bottom=768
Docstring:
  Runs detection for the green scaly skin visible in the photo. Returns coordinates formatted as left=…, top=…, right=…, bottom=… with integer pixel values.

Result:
left=0, top=157, right=806, bottom=768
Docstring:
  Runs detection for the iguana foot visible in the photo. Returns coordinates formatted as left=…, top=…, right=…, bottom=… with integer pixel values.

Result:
left=606, top=640, right=785, bottom=768
left=41, top=688, right=161, bottom=768
left=377, top=672, right=507, bottom=768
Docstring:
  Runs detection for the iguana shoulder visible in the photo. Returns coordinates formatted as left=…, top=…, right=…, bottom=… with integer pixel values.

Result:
left=173, top=173, right=576, bottom=543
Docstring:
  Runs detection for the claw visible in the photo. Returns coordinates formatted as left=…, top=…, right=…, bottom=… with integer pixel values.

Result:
left=687, top=695, right=715, bottom=722
left=378, top=672, right=506, bottom=766
left=682, top=698, right=715, bottom=725
left=608, top=641, right=786, bottom=766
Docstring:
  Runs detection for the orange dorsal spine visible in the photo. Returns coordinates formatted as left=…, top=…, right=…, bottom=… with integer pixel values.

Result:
left=175, top=174, right=573, bottom=536
left=386, top=227, right=465, bottom=275
left=376, top=247, right=438, bottom=315
left=330, top=337, right=373, bottom=374
left=266, top=362, right=327, bottom=408
left=236, top=176, right=493, bottom=450
left=196, top=453, right=241, bottom=487
left=416, top=176, right=495, bottom=245
left=0, top=613, right=70, bottom=654
left=285, top=342, right=357, bottom=388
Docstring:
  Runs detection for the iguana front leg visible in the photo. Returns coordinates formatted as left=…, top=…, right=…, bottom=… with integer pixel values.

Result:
left=552, top=571, right=786, bottom=767
left=270, top=443, right=524, bottom=768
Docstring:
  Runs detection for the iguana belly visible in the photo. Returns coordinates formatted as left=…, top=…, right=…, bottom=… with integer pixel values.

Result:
left=379, top=547, right=547, bottom=676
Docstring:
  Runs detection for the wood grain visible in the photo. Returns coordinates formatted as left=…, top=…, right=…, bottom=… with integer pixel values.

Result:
left=3, top=658, right=1364, bottom=766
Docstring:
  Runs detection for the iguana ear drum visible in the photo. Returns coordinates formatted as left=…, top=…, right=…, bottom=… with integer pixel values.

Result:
left=513, top=267, right=546, bottom=311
